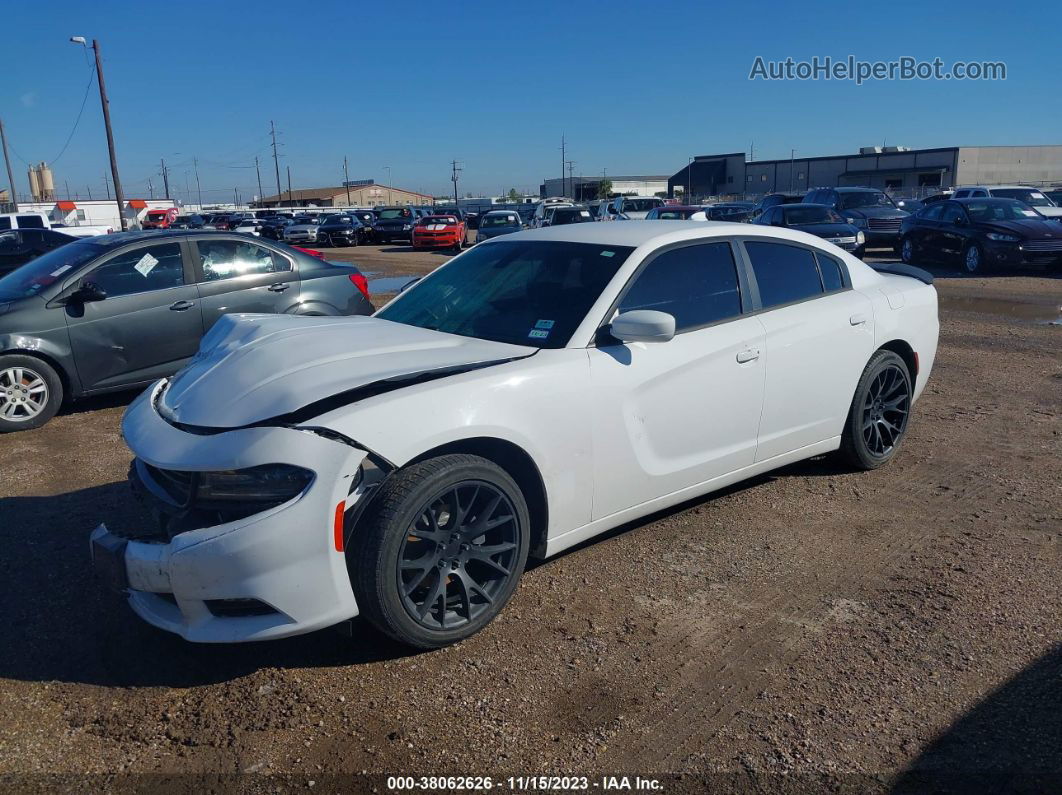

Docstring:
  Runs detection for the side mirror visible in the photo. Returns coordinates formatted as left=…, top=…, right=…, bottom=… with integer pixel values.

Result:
left=610, top=310, right=676, bottom=344
left=74, top=281, right=108, bottom=303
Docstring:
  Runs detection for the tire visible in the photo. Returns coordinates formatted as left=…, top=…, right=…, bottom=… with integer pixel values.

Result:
left=350, top=454, right=531, bottom=649
left=0, top=354, right=64, bottom=432
left=838, top=350, right=913, bottom=470
left=900, top=235, right=916, bottom=264
left=963, top=241, right=985, bottom=274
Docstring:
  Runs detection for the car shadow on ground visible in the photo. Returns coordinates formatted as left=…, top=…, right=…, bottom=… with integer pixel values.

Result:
left=379, top=245, right=456, bottom=256
left=890, top=644, right=1062, bottom=793
left=0, top=483, right=418, bottom=689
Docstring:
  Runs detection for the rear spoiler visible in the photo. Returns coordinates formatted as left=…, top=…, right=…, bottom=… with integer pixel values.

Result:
left=868, top=263, right=934, bottom=285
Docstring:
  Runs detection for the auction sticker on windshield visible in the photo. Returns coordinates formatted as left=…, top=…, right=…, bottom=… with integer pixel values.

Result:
left=134, top=253, right=159, bottom=277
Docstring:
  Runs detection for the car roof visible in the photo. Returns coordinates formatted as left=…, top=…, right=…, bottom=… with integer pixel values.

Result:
left=957, top=185, right=1040, bottom=190
left=498, top=219, right=767, bottom=248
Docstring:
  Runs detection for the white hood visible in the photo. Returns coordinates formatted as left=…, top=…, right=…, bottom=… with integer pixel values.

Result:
left=158, top=314, right=535, bottom=428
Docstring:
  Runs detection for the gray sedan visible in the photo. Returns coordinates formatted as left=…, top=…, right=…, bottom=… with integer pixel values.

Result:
left=0, top=230, right=373, bottom=431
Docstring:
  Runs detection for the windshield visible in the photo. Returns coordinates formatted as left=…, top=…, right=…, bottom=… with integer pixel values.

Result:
left=838, top=191, right=896, bottom=210
left=293, top=216, right=316, bottom=224
left=321, top=215, right=350, bottom=225
left=989, top=188, right=1054, bottom=207
left=964, top=199, right=1044, bottom=222
left=622, top=198, right=664, bottom=212
left=783, top=206, right=842, bottom=224
left=481, top=214, right=519, bottom=227
left=377, top=208, right=412, bottom=220
left=0, top=237, right=109, bottom=299
left=376, top=240, right=633, bottom=348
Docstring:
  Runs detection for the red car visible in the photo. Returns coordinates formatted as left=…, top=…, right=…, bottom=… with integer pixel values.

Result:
left=142, top=207, right=179, bottom=229
left=411, top=214, right=466, bottom=251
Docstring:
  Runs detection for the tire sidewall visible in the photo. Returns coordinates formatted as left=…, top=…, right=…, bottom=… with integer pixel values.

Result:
left=353, top=455, right=531, bottom=648
left=0, top=355, right=64, bottom=432
left=842, top=350, right=912, bottom=470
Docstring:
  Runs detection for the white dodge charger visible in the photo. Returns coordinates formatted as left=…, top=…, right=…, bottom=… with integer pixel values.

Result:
left=93, top=222, right=939, bottom=648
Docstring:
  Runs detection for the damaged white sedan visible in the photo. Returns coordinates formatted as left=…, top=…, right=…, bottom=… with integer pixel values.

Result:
left=92, top=222, right=939, bottom=648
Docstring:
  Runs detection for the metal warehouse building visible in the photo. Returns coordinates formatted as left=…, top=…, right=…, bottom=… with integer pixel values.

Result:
left=669, top=145, right=1062, bottom=200
left=255, top=181, right=433, bottom=208
left=540, top=175, right=671, bottom=201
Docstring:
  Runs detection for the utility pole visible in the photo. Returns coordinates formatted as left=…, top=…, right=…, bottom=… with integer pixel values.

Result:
left=234, top=188, right=239, bottom=208
left=270, top=120, right=283, bottom=205
left=103, top=172, right=111, bottom=200
left=789, top=148, right=795, bottom=192
left=65, top=180, right=71, bottom=200
left=148, top=178, right=154, bottom=199
left=0, top=119, right=17, bottom=209
left=87, top=185, right=92, bottom=200
left=254, top=156, right=264, bottom=206
left=687, top=157, right=694, bottom=202
left=560, top=134, right=567, bottom=198
left=450, top=160, right=462, bottom=208
left=286, top=165, right=293, bottom=207
left=343, top=156, right=351, bottom=205
left=194, top=157, right=202, bottom=208
left=70, top=38, right=127, bottom=229
left=566, top=160, right=575, bottom=201
left=160, top=158, right=170, bottom=199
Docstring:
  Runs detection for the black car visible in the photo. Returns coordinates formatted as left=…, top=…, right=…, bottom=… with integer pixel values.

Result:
left=751, top=192, right=804, bottom=220
left=900, top=198, right=1062, bottom=274
left=754, top=203, right=865, bottom=257
left=0, top=228, right=78, bottom=276
left=170, top=214, right=208, bottom=229
left=706, top=202, right=755, bottom=222
left=804, top=187, right=908, bottom=251
left=259, top=217, right=294, bottom=240
left=546, top=206, right=594, bottom=226
left=465, top=211, right=481, bottom=229
left=348, top=210, right=377, bottom=242
left=0, top=230, right=374, bottom=432
left=316, top=213, right=367, bottom=247
left=373, top=206, right=417, bottom=243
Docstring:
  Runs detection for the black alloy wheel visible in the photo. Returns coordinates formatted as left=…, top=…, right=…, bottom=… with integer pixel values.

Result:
left=351, top=454, right=530, bottom=648
left=839, top=350, right=912, bottom=470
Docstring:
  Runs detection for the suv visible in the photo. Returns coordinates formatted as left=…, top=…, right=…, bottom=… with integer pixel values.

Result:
left=951, top=185, right=1062, bottom=219
left=531, top=199, right=573, bottom=228
left=751, top=192, right=804, bottom=220
left=601, top=196, right=665, bottom=220
left=803, top=187, right=909, bottom=251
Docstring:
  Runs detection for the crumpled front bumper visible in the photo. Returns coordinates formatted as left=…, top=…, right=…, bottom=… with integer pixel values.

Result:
left=92, top=381, right=369, bottom=642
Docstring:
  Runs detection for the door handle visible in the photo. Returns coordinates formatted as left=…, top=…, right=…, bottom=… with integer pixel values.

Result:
left=736, top=348, right=761, bottom=363
left=849, top=313, right=868, bottom=326
left=268, top=282, right=290, bottom=292
left=169, top=300, right=195, bottom=311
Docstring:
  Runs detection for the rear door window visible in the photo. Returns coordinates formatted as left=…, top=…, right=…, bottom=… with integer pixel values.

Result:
left=744, top=241, right=824, bottom=309
left=196, top=240, right=291, bottom=281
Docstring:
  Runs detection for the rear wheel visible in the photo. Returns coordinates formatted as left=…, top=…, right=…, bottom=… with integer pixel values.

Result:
left=350, top=454, right=530, bottom=648
left=0, top=355, right=64, bottom=432
left=900, top=236, right=916, bottom=264
left=963, top=242, right=985, bottom=274
left=838, top=350, right=912, bottom=470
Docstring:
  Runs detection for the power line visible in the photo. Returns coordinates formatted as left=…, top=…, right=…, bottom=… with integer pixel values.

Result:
left=7, top=61, right=97, bottom=168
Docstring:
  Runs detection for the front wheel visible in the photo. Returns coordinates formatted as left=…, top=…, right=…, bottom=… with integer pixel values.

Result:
left=0, top=355, right=64, bottom=432
left=350, top=454, right=530, bottom=648
left=838, top=350, right=912, bottom=470
left=963, top=242, right=985, bottom=274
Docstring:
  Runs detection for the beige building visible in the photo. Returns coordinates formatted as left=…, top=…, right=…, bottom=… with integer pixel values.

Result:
left=255, top=182, right=433, bottom=209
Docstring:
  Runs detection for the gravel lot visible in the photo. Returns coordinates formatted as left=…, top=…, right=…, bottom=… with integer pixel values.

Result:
left=0, top=240, right=1059, bottom=793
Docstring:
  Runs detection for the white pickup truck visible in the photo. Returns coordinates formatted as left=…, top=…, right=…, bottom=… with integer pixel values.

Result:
left=0, top=212, right=112, bottom=237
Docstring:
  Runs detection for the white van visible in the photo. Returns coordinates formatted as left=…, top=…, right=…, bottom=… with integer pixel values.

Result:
left=0, top=212, right=111, bottom=237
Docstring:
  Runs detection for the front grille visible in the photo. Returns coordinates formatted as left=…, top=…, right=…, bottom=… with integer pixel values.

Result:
left=867, top=218, right=902, bottom=231
left=1021, top=240, right=1062, bottom=252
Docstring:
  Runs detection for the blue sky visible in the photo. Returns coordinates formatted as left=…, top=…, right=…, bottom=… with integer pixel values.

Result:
left=2, top=2, right=1058, bottom=202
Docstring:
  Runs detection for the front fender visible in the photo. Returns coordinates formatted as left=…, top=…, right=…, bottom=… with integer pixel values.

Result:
left=309, top=350, right=595, bottom=539
left=0, top=332, right=81, bottom=394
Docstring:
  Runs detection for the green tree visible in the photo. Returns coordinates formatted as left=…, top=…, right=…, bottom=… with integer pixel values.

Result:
left=597, top=179, right=613, bottom=200
left=507, top=188, right=520, bottom=203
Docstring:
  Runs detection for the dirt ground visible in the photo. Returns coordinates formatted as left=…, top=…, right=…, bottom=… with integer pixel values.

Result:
left=0, top=242, right=1059, bottom=793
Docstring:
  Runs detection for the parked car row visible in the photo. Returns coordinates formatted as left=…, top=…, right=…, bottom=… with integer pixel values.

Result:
left=0, top=230, right=373, bottom=431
